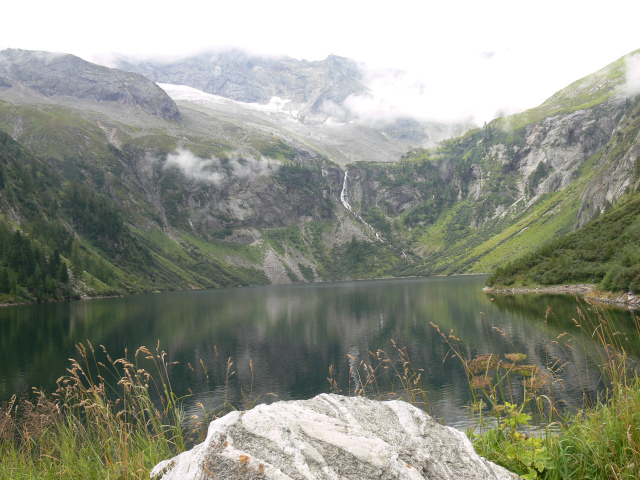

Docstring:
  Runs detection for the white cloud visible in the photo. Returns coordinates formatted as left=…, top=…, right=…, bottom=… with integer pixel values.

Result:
left=162, top=149, right=278, bottom=185
left=164, top=150, right=224, bottom=184
left=3, top=0, right=640, bottom=125
left=226, top=152, right=279, bottom=179
left=622, top=53, right=640, bottom=98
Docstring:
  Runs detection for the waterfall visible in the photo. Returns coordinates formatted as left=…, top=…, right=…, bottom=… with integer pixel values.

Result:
left=340, top=170, right=408, bottom=259
left=340, top=171, right=382, bottom=241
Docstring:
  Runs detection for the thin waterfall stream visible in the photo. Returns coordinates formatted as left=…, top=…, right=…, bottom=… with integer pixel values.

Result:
left=340, top=170, right=407, bottom=258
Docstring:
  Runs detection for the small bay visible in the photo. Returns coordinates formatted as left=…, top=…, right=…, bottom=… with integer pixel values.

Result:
left=1, top=275, right=638, bottom=429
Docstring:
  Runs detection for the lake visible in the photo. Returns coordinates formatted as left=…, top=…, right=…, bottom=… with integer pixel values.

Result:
left=1, top=275, right=638, bottom=429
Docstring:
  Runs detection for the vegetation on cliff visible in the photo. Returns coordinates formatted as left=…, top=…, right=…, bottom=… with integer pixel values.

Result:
left=0, top=129, right=269, bottom=304
left=487, top=188, right=640, bottom=293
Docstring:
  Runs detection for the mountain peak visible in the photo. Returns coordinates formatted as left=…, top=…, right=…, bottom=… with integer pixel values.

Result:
left=0, top=48, right=182, bottom=122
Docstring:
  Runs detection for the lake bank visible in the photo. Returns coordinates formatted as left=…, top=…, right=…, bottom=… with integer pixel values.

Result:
left=484, top=283, right=640, bottom=310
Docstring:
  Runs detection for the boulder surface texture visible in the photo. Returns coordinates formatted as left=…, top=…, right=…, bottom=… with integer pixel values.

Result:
left=151, top=393, right=520, bottom=480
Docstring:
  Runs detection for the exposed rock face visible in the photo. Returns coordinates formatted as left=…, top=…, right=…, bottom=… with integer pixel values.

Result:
left=117, top=51, right=366, bottom=124
left=116, top=50, right=464, bottom=151
left=576, top=96, right=640, bottom=227
left=0, top=49, right=181, bottom=122
left=151, top=394, right=520, bottom=480
left=343, top=99, right=626, bottom=230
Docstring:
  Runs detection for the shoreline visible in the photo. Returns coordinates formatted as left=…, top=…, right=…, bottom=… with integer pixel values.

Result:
left=484, top=284, right=640, bottom=310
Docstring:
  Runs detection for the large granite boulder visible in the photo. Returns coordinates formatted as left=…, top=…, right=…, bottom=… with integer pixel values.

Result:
left=151, top=393, right=520, bottom=480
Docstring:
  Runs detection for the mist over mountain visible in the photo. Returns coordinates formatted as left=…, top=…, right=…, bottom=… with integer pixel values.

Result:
left=117, top=51, right=366, bottom=120
left=0, top=46, right=639, bottom=303
left=115, top=50, right=469, bottom=158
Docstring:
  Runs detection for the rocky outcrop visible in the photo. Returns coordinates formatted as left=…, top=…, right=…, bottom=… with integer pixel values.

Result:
left=576, top=96, right=640, bottom=227
left=0, top=49, right=181, bottom=122
left=150, top=394, right=520, bottom=480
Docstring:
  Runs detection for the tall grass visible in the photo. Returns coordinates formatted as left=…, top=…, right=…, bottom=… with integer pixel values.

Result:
left=337, top=299, right=640, bottom=479
left=0, top=341, right=219, bottom=480
left=429, top=300, right=640, bottom=479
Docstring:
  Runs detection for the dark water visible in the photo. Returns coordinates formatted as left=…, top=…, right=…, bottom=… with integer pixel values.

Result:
left=1, top=276, right=639, bottom=428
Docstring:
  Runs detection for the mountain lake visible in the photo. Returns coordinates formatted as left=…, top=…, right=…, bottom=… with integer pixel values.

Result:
left=2, top=275, right=639, bottom=430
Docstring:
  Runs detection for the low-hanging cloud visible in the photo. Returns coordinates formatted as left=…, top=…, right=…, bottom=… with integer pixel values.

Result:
left=164, top=149, right=224, bottom=184
left=340, top=53, right=544, bottom=127
left=621, top=53, right=640, bottom=98
left=162, top=148, right=278, bottom=185
left=339, top=65, right=490, bottom=126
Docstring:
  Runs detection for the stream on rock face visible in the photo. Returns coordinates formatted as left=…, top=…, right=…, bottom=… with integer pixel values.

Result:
left=340, top=170, right=407, bottom=258
left=2, top=275, right=639, bottom=431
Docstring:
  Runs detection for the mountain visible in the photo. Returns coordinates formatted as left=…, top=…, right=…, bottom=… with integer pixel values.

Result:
left=0, top=47, right=639, bottom=303
left=337, top=49, right=640, bottom=277
left=117, top=50, right=367, bottom=120
left=486, top=190, right=640, bottom=292
left=0, top=49, right=181, bottom=122
left=115, top=50, right=468, bottom=164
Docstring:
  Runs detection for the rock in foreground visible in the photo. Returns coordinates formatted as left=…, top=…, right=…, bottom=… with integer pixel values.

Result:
left=151, top=393, right=520, bottom=480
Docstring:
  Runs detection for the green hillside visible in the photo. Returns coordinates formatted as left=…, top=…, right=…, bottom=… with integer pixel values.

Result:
left=487, top=188, right=640, bottom=293
left=0, top=130, right=270, bottom=304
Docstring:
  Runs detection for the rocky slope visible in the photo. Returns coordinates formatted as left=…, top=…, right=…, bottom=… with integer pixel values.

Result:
left=118, top=51, right=366, bottom=122
left=0, top=49, right=181, bottom=122
left=337, top=50, right=640, bottom=276
left=116, top=50, right=466, bottom=159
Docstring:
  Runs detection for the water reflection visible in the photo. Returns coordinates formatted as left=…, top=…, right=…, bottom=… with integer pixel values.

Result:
left=1, top=276, right=638, bottom=429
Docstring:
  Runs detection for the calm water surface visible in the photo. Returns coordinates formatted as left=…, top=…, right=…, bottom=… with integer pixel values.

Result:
left=2, top=276, right=638, bottom=428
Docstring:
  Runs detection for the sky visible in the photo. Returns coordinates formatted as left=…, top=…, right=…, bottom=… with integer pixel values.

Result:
left=2, top=0, right=640, bottom=124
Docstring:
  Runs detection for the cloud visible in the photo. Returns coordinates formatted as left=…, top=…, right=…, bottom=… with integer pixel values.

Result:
left=341, top=66, right=484, bottom=125
left=162, top=149, right=278, bottom=185
left=164, top=150, right=224, bottom=184
left=339, top=51, right=560, bottom=126
left=621, top=53, right=640, bottom=98
left=226, top=151, right=279, bottom=178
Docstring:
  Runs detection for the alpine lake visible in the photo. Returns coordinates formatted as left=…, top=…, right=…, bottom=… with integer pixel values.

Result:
left=2, top=275, right=639, bottom=430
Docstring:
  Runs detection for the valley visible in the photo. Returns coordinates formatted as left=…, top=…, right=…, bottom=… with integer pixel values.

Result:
left=0, top=47, right=639, bottom=304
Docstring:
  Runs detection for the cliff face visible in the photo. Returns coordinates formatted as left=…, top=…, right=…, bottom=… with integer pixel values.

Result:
left=346, top=98, right=625, bottom=228
left=576, top=96, right=640, bottom=227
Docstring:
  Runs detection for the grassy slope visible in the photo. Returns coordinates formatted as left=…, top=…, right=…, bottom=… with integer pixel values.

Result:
left=486, top=189, right=640, bottom=292
left=0, top=121, right=272, bottom=303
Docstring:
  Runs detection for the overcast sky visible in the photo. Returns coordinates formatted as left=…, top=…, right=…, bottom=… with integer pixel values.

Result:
left=2, top=0, right=640, bottom=124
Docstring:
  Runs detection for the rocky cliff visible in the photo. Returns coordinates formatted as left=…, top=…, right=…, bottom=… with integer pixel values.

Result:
left=0, top=49, right=181, bottom=122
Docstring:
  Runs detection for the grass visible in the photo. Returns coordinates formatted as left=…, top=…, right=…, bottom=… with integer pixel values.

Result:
left=338, top=298, right=640, bottom=479
left=3, top=300, right=640, bottom=479
left=431, top=301, right=640, bottom=479
left=0, top=341, right=225, bottom=479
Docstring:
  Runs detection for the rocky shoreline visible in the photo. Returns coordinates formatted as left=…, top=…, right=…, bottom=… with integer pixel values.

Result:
left=484, top=284, right=640, bottom=310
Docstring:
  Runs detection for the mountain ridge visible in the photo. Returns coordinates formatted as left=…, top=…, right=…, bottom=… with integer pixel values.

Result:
left=0, top=49, right=182, bottom=122
left=0, top=47, right=639, bottom=303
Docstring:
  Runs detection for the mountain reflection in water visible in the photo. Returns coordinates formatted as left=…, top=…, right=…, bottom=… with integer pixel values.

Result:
left=1, top=276, right=637, bottom=429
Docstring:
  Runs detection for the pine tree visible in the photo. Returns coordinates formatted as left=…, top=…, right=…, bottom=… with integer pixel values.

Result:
left=0, top=268, right=10, bottom=294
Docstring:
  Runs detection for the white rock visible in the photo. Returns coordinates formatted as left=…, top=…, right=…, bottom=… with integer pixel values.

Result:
left=150, top=393, right=520, bottom=480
